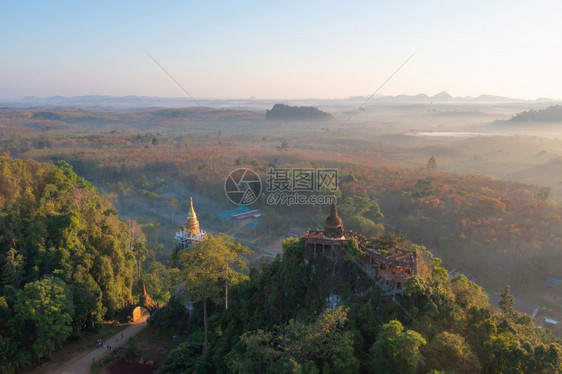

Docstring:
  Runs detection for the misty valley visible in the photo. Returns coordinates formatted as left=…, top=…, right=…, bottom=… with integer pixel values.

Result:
left=2, top=96, right=562, bottom=373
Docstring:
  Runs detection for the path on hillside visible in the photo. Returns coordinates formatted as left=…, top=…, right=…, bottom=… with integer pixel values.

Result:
left=47, top=315, right=149, bottom=374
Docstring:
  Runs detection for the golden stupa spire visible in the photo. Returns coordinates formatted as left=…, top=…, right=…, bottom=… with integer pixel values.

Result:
left=185, top=197, right=200, bottom=235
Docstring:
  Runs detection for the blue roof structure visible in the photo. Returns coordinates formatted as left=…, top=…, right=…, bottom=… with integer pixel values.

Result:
left=218, top=206, right=251, bottom=218
left=545, top=277, right=562, bottom=286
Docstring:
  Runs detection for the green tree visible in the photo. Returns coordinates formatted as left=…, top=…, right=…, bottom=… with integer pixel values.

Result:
left=427, top=156, right=437, bottom=169
left=14, top=277, right=74, bottom=359
left=227, top=306, right=359, bottom=374
left=450, top=274, right=488, bottom=310
left=423, top=331, right=481, bottom=373
left=0, top=297, right=11, bottom=332
left=431, top=257, right=449, bottom=284
left=339, top=196, right=384, bottom=223
left=141, top=261, right=171, bottom=304
left=369, top=319, right=426, bottom=374
left=221, top=240, right=252, bottom=310
left=465, top=306, right=497, bottom=357
left=69, top=278, right=105, bottom=333
left=0, top=340, right=31, bottom=374
left=525, top=343, right=562, bottom=373
left=536, top=187, right=551, bottom=202
left=1, top=248, right=24, bottom=288
left=178, top=234, right=251, bottom=348
left=345, top=237, right=363, bottom=262
left=346, top=216, right=384, bottom=237
left=277, top=139, right=289, bottom=151
left=147, top=242, right=164, bottom=263
left=168, top=197, right=180, bottom=224
left=482, top=333, right=525, bottom=373
left=499, top=285, right=514, bottom=315
left=133, top=241, right=149, bottom=278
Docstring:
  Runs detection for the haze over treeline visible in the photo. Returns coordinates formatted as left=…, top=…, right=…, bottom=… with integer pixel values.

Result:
left=3, top=1, right=562, bottom=372
left=3, top=90, right=562, bottom=372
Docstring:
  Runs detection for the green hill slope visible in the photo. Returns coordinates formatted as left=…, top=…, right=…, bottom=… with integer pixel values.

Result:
left=0, top=155, right=141, bottom=363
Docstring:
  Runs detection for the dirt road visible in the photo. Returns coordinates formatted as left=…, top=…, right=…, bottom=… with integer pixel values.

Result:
left=47, top=315, right=149, bottom=374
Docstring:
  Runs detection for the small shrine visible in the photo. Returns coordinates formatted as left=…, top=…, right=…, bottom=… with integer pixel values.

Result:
left=139, top=282, right=157, bottom=311
left=131, top=282, right=158, bottom=322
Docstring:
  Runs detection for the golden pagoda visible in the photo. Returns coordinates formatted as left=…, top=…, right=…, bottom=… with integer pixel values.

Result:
left=185, top=197, right=200, bottom=235
left=175, top=197, right=206, bottom=249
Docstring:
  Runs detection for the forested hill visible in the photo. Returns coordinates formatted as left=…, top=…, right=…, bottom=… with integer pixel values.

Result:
left=157, top=237, right=562, bottom=373
left=0, top=155, right=141, bottom=362
left=507, top=105, right=562, bottom=123
left=265, top=103, right=334, bottom=121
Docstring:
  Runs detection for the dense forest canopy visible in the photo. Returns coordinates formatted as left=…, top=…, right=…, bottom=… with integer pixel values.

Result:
left=0, top=155, right=141, bottom=362
left=157, top=237, right=562, bottom=373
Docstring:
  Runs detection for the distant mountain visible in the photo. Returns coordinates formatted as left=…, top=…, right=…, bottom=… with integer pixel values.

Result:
left=265, top=103, right=334, bottom=121
left=2, top=93, right=559, bottom=110
left=373, top=91, right=536, bottom=104
left=506, top=105, right=562, bottom=123
left=471, top=94, right=520, bottom=103
left=432, top=91, right=453, bottom=100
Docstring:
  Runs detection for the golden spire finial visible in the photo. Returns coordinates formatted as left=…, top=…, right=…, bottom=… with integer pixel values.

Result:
left=185, top=197, right=200, bottom=235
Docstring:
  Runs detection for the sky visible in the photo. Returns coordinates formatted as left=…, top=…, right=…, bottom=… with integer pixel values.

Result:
left=1, top=0, right=561, bottom=101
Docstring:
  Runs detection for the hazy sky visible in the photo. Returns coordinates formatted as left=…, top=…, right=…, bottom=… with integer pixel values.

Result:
left=1, top=0, right=561, bottom=100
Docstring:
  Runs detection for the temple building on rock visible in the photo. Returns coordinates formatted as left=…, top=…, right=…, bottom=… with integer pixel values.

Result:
left=305, top=202, right=417, bottom=296
left=175, top=197, right=207, bottom=250
left=304, top=202, right=367, bottom=253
